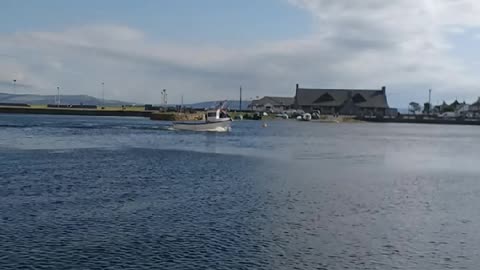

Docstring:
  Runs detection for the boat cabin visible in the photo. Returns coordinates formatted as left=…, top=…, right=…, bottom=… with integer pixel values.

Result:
left=206, top=109, right=229, bottom=122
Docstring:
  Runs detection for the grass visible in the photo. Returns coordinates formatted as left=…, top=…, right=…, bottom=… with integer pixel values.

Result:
left=17, top=104, right=148, bottom=111
left=99, top=106, right=146, bottom=111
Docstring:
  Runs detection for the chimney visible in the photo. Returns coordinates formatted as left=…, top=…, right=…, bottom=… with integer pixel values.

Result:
left=294, top=83, right=299, bottom=109
left=381, top=86, right=386, bottom=93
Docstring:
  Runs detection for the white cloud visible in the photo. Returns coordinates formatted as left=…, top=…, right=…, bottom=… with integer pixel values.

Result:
left=286, top=1, right=480, bottom=94
left=2, top=1, right=480, bottom=106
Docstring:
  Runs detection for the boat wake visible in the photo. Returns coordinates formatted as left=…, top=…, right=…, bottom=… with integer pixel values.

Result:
left=171, top=126, right=231, bottom=132
left=208, top=126, right=232, bottom=132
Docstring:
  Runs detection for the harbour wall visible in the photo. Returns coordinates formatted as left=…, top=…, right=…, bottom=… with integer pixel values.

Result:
left=0, top=106, right=151, bottom=117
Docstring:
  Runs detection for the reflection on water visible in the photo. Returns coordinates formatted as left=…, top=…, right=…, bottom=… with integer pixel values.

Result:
left=1, top=114, right=480, bottom=269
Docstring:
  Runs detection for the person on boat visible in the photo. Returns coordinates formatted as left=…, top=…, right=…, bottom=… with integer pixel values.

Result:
left=220, top=110, right=227, bottom=119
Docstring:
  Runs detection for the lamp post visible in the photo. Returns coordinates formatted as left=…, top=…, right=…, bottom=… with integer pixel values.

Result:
left=102, top=82, right=105, bottom=106
left=428, top=89, right=432, bottom=115
left=12, top=79, right=16, bottom=94
left=57, top=86, right=60, bottom=106
left=181, top=94, right=184, bottom=112
left=162, top=89, right=167, bottom=106
left=239, top=86, right=242, bottom=111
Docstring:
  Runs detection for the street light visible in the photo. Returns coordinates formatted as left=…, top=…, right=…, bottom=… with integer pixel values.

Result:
left=12, top=79, right=16, bottom=94
left=161, top=89, right=168, bottom=106
left=57, top=86, right=60, bottom=106
left=102, top=82, right=105, bottom=106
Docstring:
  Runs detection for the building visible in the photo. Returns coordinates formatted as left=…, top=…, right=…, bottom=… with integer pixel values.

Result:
left=455, top=103, right=470, bottom=117
left=249, top=96, right=294, bottom=112
left=468, top=97, right=480, bottom=117
left=294, top=84, right=390, bottom=115
left=469, top=98, right=480, bottom=112
left=433, top=100, right=466, bottom=115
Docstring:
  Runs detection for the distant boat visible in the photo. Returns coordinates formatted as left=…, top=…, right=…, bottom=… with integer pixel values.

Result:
left=297, top=113, right=312, bottom=121
left=172, top=102, right=232, bottom=132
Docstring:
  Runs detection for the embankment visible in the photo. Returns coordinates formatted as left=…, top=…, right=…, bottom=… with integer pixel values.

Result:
left=0, top=106, right=151, bottom=117
left=149, top=112, right=203, bottom=121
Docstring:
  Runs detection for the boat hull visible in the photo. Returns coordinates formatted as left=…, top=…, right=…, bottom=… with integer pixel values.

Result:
left=172, top=120, right=232, bottom=132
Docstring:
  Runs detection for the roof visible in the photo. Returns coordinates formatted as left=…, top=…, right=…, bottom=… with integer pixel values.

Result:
left=471, top=97, right=480, bottom=106
left=295, top=88, right=389, bottom=108
left=250, top=96, right=294, bottom=107
left=450, top=100, right=461, bottom=107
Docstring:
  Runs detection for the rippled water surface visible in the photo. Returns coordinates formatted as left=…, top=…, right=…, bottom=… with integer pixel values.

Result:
left=1, top=114, right=480, bottom=269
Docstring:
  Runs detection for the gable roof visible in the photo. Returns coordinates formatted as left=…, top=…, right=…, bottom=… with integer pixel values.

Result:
left=250, top=96, right=294, bottom=107
left=471, top=97, right=480, bottom=106
left=295, top=87, right=389, bottom=108
left=314, top=93, right=335, bottom=103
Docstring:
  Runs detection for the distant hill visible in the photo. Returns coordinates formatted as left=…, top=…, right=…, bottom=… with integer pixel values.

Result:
left=189, top=100, right=252, bottom=111
left=0, top=93, right=253, bottom=110
left=0, top=93, right=131, bottom=106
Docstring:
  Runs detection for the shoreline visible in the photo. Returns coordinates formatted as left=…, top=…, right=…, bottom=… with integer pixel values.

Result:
left=358, top=115, right=480, bottom=126
left=3, top=106, right=480, bottom=126
left=0, top=106, right=152, bottom=117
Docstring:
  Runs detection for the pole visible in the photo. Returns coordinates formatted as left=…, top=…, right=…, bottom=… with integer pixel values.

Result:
left=428, top=89, right=432, bottom=114
left=239, top=86, right=242, bottom=111
left=161, top=89, right=165, bottom=107
left=13, top=79, right=16, bottom=94
left=181, top=94, right=184, bottom=112
left=102, top=82, right=105, bottom=106
left=57, top=86, right=60, bottom=106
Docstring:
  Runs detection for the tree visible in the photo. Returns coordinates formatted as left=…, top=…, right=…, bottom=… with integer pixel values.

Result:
left=409, top=102, right=422, bottom=114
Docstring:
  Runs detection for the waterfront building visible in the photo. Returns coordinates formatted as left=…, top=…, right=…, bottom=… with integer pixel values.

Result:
left=433, top=100, right=466, bottom=116
left=468, top=97, right=480, bottom=117
left=294, top=84, right=390, bottom=116
left=432, top=101, right=450, bottom=114
left=249, top=96, right=294, bottom=112
left=455, top=103, right=470, bottom=117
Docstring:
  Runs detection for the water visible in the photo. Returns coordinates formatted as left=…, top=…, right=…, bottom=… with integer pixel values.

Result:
left=1, top=114, right=480, bottom=269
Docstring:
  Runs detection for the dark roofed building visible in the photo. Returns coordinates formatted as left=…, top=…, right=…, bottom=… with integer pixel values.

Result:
left=294, top=84, right=390, bottom=115
left=470, top=97, right=480, bottom=111
left=249, top=96, right=294, bottom=112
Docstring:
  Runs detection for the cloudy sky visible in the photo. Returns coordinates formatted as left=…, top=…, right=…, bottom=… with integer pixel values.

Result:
left=2, top=0, right=480, bottom=107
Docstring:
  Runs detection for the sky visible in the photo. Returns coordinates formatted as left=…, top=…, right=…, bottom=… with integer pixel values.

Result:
left=2, top=0, right=480, bottom=107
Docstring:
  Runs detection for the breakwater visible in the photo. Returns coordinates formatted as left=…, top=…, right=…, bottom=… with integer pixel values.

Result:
left=150, top=112, right=202, bottom=121
left=0, top=105, right=205, bottom=121
left=0, top=106, right=152, bottom=117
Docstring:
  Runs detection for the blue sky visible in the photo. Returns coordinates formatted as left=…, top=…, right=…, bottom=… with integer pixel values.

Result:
left=1, top=0, right=310, bottom=44
left=2, top=0, right=480, bottom=107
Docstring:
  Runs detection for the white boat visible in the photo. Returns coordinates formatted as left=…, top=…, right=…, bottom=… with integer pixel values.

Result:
left=173, top=108, right=232, bottom=132
left=303, top=113, right=312, bottom=121
left=297, top=113, right=312, bottom=121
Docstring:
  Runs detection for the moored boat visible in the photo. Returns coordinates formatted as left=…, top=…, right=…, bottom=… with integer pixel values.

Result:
left=297, top=113, right=312, bottom=121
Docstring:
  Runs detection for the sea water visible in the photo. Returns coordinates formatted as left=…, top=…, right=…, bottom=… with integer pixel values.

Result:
left=1, top=114, right=480, bottom=269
